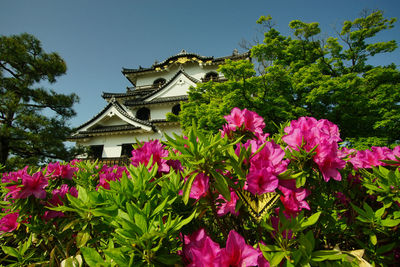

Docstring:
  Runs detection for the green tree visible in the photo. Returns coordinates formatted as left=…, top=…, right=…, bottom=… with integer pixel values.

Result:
left=179, top=11, right=399, bottom=146
left=0, top=33, right=79, bottom=169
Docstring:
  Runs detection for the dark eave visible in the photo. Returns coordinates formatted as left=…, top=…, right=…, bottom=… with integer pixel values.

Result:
left=102, top=87, right=156, bottom=100
left=78, top=124, right=141, bottom=134
left=125, top=95, right=188, bottom=106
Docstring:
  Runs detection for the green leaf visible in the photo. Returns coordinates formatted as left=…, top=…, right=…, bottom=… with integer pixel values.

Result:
left=381, top=218, right=400, bottom=227
left=152, top=196, right=169, bottom=218
left=300, top=212, right=321, bottom=229
left=76, top=230, right=91, bottom=248
left=80, top=247, right=104, bottom=267
left=259, top=243, right=282, bottom=252
left=210, top=169, right=231, bottom=201
left=370, top=234, right=377, bottom=246
left=182, top=172, right=198, bottom=205
left=375, top=206, right=385, bottom=219
left=20, top=234, right=32, bottom=256
left=77, top=185, right=89, bottom=204
left=300, top=231, right=315, bottom=254
left=173, top=210, right=197, bottom=231
left=269, top=251, right=286, bottom=266
left=296, top=175, right=307, bottom=188
left=2, top=246, right=20, bottom=258
left=376, top=242, right=396, bottom=255
left=134, top=211, right=148, bottom=233
left=311, top=250, right=343, bottom=261
left=363, top=202, right=374, bottom=218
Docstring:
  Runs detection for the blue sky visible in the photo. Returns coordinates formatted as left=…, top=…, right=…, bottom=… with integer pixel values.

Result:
left=1, top=0, right=399, bottom=128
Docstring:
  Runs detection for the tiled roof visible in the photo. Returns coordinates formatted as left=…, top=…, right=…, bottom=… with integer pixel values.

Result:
left=73, top=101, right=152, bottom=133
left=122, top=50, right=250, bottom=75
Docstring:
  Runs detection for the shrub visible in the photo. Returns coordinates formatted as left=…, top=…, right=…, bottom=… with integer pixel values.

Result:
left=1, top=108, right=399, bottom=266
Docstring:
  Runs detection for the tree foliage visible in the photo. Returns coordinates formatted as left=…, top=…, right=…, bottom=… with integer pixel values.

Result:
left=0, top=33, right=79, bottom=169
left=179, top=10, right=399, bottom=146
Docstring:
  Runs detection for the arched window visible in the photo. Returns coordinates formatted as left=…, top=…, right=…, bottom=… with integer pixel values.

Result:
left=136, top=107, right=150, bottom=121
left=204, top=72, right=218, bottom=82
left=153, top=78, right=166, bottom=88
left=172, top=104, right=181, bottom=116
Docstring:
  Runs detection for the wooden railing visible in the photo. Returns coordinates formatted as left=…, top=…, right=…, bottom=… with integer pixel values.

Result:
left=200, top=77, right=227, bottom=83
left=87, top=157, right=130, bottom=166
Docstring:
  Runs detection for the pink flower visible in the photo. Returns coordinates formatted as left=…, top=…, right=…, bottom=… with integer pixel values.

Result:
left=46, top=162, right=77, bottom=179
left=278, top=180, right=310, bottom=217
left=216, top=191, right=239, bottom=217
left=246, top=168, right=279, bottom=195
left=282, top=117, right=345, bottom=182
left=130, top=140, right=170, bottom=173
left=2, top=166, right=29, bottom=183
left=182, top=228, right=221, bottom=267
left=7, top=172, right=48, bottom=199
left=189, top=173, right=209, bottom=200
left=348, top=146, right=399, bottom=169
left=0, top=212, right=19, bottom=234
left=217, top=230, right=260, bottom=267
left=222, top=108, right=266, bottom=139
left=313, top=140, right=346, bottom=182
left=43, top=185, right=78, bottom=220
left=97, top=165, right=127, bottom=189
left=239, top=140, right=288, bottom=195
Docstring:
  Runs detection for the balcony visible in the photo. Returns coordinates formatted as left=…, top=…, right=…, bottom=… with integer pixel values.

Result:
left=87, top=156, right=130, bottom=166
left=200, top=76, right=227, bottom=83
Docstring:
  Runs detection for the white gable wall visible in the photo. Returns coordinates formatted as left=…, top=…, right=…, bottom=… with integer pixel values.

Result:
left=98, top=115, right=129, bottom=127
left=135, top=63, right=219, bottom=87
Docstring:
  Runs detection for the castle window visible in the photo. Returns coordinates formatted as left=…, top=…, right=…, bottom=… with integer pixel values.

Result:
left=89, top=145, right=103, bottom=159
left=172, top=104, right=181, bottom=115
left=204, top=72, right=218, bottom=82
left=121, top=143, right=135, bottom=157
left=136, top=107, right=150, bottom=121
left=153, top=78, right=166, bottom=87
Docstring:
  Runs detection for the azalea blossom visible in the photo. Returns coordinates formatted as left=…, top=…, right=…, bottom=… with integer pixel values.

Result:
left=46, top=162, right=77, bottom=179
left=2, top=166, right=29, bottom=183
left=347, top=146, right=400, bottom=169
left=182, top=228, right=221, bottom=267
left=97, top=165, right=128, bottom=189
left=217, top=230, right=260, bottom=267
left=238, top=139, right=288, bottom=194
left=282, top=117, right=345, bottom=182
left=216, top=191, right=239, bottom=217
left=0, top=212, right=19, bottom=234
left=43, top=185, right=78, bottom=220
left=189, top=172, right=209, bottom=200
left=130, top=140, right=170, bottom=173
left=278, top=179, right=310, bottom=217
left=221, top=107, right=266, bottom=139
left=7, top=172, right=48, bottom=199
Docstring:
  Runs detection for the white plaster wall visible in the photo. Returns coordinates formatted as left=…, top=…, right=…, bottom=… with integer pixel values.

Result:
left=135, top=63, right=219, bottom=87
left=151, top=105, right=174, bottom=120
left=103, top=145, right=122, bottom=158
